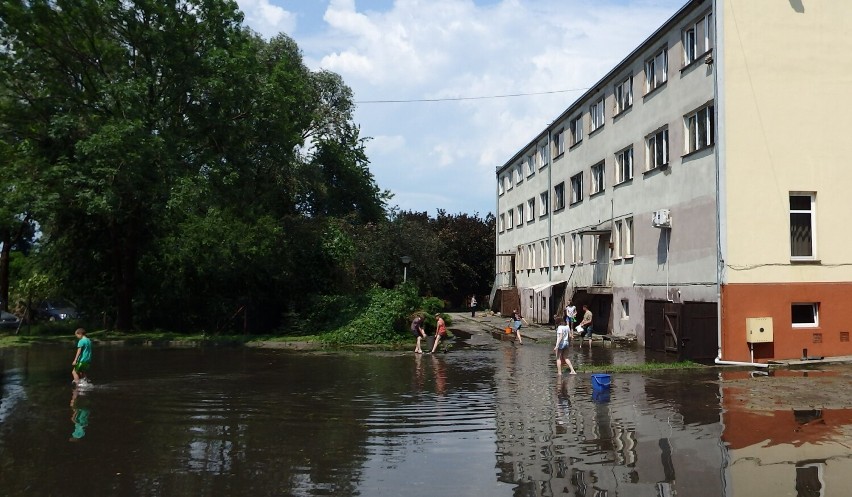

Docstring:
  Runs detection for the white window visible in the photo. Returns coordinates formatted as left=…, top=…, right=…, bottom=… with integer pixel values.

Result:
left=529, top=243, right=536, bottom=270
left=516, top=204, right=524, bottom=227
left=616, top=147, right=633, bottom=183
left=498, top=176, right=505, bottom=195
left=685, top=104, right=715, bottom=153
left=540, top=240, right=548, bottom=269
left=792, top=303, right=819, bottom=328
left=591, top=236, right=599, bottom=262
left=553, top=129, right=565, bottom=157
left=646, top=128, right=669, bottom=170
left=553, top=182, right=566, bottom=210
left=505, top=174, right=512, bottom=191
left=527, top=198, right=535, bottom=222
left=499, top=213, right=505, bottom=232
left=569, top=115, right=583, bottom=146
left=559, top=235, right=567, bottom=265
left=683, top=13, right=713, bottom=66
left=507, top=208, right=514, bottom=230
left=591, top=161, right=605, bottom=194
left=538, top=143, right=549, bottom=169
left=570, top=173, right=583, bottom=204
left=526, top=155, right=535, bottom=177
left=790, top=193, right=816, bottom=260
left=572, top=233, right=583, bottom=263
left=645, top=47, right=668, bottom=93
left=590, top=97, right=605, bottom=132
left=614, top=220, right=623, bottom=258
left=624, top=217, right=634, bottom=256
left=515, top=164, right=523, bottom=184
left=539, top=191, right=549, bottom=216
left=614, top=76, right=632, bottom=115
left=621, top=299, right=630, bottom=319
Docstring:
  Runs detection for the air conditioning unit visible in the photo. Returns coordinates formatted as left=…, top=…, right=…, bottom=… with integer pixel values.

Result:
left=652, top=209, right=672, bottom=228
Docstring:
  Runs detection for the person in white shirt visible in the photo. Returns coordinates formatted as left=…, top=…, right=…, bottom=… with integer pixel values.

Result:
left=554, top=318, right=577, bottom=375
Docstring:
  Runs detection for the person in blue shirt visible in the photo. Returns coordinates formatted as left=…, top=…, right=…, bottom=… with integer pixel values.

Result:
left=71, top=328, right=92, bottom=385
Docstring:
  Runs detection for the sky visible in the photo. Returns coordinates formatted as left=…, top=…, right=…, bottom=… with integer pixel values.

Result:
left=236, top=0, right=686, bottom=217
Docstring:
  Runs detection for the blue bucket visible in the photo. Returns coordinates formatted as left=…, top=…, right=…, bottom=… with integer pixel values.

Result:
left=591, top=374, right=612, bottom=390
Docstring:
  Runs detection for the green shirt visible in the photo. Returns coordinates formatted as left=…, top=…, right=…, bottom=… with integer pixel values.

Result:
left=77, top=336, right=92, bottom=363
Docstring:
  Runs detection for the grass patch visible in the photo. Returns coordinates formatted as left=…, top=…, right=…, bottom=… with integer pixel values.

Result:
left=578, top=361, right=704, bottom=373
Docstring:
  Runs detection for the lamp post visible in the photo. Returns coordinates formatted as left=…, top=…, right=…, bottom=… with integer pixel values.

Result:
left=400, top=255, right=412, bottom=283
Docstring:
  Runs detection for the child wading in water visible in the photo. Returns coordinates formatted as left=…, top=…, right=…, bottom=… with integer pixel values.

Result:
left=554, top=317, right=576, bottom=375
left=71, top=328, right=92, bottom=385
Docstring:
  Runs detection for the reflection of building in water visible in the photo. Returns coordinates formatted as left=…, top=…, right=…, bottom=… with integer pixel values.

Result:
left=721, top=371, right=852, bottom=497
left=492, top=348, right=723, bottom=496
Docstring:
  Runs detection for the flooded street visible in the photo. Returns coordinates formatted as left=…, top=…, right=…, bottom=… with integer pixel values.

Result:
left=2, top=341, right=852, bottom=496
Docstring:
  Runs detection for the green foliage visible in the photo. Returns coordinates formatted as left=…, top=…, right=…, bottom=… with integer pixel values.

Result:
left=320, top=285, right=431, bottom=346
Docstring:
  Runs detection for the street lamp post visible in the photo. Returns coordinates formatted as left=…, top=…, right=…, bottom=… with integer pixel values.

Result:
left=400, top=256, right=412, bottom=283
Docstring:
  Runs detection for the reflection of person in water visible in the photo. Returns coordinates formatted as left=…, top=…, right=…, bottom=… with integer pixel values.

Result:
left=69, top=389, right=90, bottom=442
left=431, top=355, right=447, bottom=396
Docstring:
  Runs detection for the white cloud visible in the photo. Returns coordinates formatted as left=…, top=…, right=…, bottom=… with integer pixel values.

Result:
left=269, top=0, right=685, bottom=215
left=237, top=0, right=296, bottom=39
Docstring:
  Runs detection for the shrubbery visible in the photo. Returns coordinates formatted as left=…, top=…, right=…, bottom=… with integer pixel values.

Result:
left=317, top=284, right=441, bottom=345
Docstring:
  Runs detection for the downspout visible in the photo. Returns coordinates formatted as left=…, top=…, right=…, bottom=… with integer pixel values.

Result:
left=710, top=0, right=767, bottom=368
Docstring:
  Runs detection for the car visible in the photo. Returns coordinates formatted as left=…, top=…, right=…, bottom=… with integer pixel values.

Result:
left=36, top=298, right=79, bottom=321
left=0, top=310, right=21, bottom=330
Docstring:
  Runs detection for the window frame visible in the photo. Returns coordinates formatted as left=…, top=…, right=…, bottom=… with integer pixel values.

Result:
left=683, top=12, right=713, bottom=66
left=553, top=182, right=566, bottom=211
left=625, top=217, right=634, bottom=256
left=591, top=161, right=605, bottom=195
left=645, top=46, right=668, bottom=94
left=570, top=173, right=583, bottom=205
left=590, top=97, right=605, bottom=132
left=499, top=213, right=505, bottom=232
left=792, top=302, right=819, bottom=328
left=685, top=104, right=715, bottom=154
left=646, top=127, right=669, bottom=170
left=516, top=203, right=524, bottom=227
left=571, top=233, right=584, bottom=264
left=615, top=146, right=634, bottom=184
left=527, top=198, right=535, bottom=222
left=569, top=115, right=583, bottom=146
left=614, top=76, right=633, bottom=115
left=539, top=191, right=549, bottom=217
left=553, top=128, right=566, bottom=158
left=790, top=192, right=817, bottom=260
left=506, top=208, right=514, bottom=230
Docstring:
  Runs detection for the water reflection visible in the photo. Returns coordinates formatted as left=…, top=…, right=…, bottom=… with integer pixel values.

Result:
left=2, top=346, right=852, bottom=496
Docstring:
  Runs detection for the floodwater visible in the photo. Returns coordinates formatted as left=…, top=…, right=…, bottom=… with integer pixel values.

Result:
left=2, top=341, right=852, bottom=497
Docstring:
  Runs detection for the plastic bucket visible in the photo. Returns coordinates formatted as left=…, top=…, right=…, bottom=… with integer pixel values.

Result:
left=591, top=374, right=612, bottom=390
left=504, top=326, right=513, bottom=334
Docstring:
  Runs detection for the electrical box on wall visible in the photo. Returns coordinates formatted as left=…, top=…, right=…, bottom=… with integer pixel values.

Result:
left=746, top=317, right=774, bottom=343
left=652, top=209, right=672, bottom=228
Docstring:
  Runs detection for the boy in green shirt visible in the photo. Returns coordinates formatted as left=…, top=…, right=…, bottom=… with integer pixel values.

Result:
left=71, top=328, right=92, bottom=385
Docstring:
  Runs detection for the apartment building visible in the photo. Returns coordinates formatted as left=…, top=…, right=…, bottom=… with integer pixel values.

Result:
left=494, top=0, right=852, bottom=363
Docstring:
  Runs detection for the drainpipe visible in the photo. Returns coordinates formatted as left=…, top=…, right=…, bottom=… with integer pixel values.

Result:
left=710, top=0, right=766, bottom=369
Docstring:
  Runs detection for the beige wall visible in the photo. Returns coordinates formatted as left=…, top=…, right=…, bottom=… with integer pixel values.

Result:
left=721, top=0, right=852, bottom=284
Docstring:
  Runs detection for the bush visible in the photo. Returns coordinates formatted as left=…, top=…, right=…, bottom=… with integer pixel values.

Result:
left=320, top=284, right=441, bottom=346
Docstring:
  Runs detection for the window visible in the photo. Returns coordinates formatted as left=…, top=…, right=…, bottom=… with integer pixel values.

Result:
left=505, top=174, right=512, bottom=191
left=591, top=235, right=599, bottom=262
left=614, top=220, right=623, bottom=258
left=683, top=13, right=713, bottom=65
left=646, top=128, right=669, bottom=170
left=538, top=143, right=549, bottom=169
left=590, top=97, right=605, bottom=132
left=614, top=76, right=632, bottom=115
left=498, top=176, right=505, bottom=195
left=792, top=303, right=819, bottom=328
left=616, top=147, right=633, bottom=183
left=571, top=233, right=583, bottom=263
left=553, top=182, right=566, bottom=211
left=515, top=164, right=523, bottom=184
left=624, top=217, right=634, bottom=256
left=570, top=173, right=583, bottom=204
left=539, top=192, right=549, bottom=216
left=516, top=204, right=524, bottom=227
left=645, top=47, right=668, bottom=93
left=540, top=240, right=548, bottom=269
left=507, top=208, right=514, bottom=230
left=621, top=299, right=630, bottom=319
left=790, top=193, right=816, bottom=259
left=528, top=243, right=536, bottom=270
left=526, top=155, right=535, bottom=177
left=527, top=198, right=535, bottom=222
left=558, top=235, right=566, bottom=266
left=553, top=129, right=565, bottom=157
left=499, top=213, right=505, bottom=232
left=591, top=161, right=605, bottom=194
left=685, top=104, right=715, bottom=153
left=569, top=115, right=583, bottom=146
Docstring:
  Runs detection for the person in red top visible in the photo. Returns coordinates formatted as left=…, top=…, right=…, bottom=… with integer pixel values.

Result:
left=430, top=314, right=448, bottom=354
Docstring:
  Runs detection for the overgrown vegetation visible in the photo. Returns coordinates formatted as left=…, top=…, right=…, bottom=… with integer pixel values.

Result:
left=579, top=361, right=705, bottom=373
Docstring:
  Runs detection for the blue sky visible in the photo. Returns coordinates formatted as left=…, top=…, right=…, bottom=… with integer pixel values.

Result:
left=236, top=0, right=686, bottom=216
